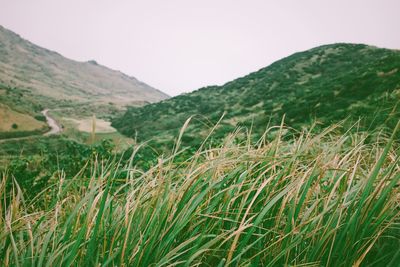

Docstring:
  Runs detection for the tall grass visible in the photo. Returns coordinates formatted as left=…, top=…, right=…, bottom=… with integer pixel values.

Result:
left=1, top=122, right=399, bottom=266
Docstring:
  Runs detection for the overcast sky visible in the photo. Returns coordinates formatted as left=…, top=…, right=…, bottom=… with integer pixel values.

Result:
left=0, top=0, right=399, bottom=96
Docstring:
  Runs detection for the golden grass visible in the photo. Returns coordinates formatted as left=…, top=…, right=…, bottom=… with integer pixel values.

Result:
left=63, top=117, right=116, bottom=133
left=0, top=104, right=46, bottom=132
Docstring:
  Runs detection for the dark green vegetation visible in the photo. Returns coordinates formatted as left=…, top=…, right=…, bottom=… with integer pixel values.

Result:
left=0, top=135, right=114, bottom=194
left=113, top=44, right=400, bottom=148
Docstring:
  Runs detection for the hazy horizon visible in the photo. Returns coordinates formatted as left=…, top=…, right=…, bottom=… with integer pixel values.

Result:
left=1, top=0, right=399, bottom=96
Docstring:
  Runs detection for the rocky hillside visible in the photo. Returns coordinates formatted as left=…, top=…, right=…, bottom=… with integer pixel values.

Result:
left=0, top=25, right=168, bottom=106
left=113, top=43, right=400, bottom=147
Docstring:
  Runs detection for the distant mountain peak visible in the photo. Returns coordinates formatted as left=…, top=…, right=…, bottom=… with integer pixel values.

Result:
left=0, top=25, right=169, bottom=105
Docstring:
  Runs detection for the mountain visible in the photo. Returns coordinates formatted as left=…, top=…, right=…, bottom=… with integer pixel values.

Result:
left=113, top=43, right=400, bottom=147
left=0, top=25, right=169, bottom=106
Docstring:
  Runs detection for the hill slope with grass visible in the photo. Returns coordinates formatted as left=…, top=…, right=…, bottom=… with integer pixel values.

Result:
left=0, top=82, right=54, bottom=137
left=0, top=103, right=46, bottom=132
left=0, top=25, right=168, bottom=105
left=113, top=43, right=400, bottom=147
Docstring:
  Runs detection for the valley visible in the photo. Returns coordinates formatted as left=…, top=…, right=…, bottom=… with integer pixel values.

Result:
left=0, top=25, right=166, bottom=152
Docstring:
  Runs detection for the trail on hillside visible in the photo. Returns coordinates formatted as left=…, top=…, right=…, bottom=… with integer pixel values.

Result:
left=0, top=109, right=62, bottom=143
left=42, top=109, right=62, bottom=135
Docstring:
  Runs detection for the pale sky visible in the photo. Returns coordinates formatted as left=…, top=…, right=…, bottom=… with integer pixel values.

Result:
left=0, top=0, right=399, bottom=96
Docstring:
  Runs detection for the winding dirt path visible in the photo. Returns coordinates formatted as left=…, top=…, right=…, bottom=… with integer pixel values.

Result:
left=42, top=109, right=62, bottom=135
left=0, top=109, right=62, bottom=143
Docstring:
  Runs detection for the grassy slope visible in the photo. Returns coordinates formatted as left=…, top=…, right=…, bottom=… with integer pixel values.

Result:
left=0, top=84, right=52, bottom=138
left=113, top=43, right=400, bottom=147
left=0, top=103, right=46, bottom=131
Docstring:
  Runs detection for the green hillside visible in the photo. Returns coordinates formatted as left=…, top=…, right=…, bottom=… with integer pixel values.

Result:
left=113, top=43, right=400, bottom=147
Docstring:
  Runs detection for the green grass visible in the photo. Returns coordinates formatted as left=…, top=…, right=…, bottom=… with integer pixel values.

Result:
left=1, top=120, right=399, bottom=266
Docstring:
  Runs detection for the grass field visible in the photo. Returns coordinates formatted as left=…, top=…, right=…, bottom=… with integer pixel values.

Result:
left=49, top=110, right=134, bottom=151
left=0, top=103, right=46, bottom=132
left=63, top=117, right=116, bottom=133
left=1, top=120, right=399, bottom=266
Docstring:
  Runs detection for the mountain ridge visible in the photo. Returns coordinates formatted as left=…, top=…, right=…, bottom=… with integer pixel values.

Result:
left=113, top=43, right=400, bottom=147
left=0, top=25, right=169, bottom=105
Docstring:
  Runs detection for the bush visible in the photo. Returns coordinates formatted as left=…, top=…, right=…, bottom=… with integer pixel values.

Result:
left=34, top=114, right=47, bottom=122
